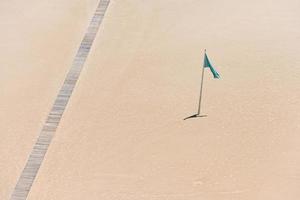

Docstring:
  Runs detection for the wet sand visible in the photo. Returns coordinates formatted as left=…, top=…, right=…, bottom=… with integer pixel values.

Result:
left=2, top=0, right=300, bottom=199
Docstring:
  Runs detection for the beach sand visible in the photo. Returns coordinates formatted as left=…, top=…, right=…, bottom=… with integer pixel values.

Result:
left=2, top=0, right=300, bottom=199
left=0, top=0, right=98, bottom=199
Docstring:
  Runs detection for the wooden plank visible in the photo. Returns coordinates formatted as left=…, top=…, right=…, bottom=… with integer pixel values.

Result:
left=10, top=1, right=110, bottom=199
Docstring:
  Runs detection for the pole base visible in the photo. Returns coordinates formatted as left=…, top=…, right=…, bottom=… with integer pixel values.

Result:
left=183, top=114, right=207, bottom=120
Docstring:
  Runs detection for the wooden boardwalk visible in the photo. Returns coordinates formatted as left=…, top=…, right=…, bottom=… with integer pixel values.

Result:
left=10, top=1, right=110, bottom=199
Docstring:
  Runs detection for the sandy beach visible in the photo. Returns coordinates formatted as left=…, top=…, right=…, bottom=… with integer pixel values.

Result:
left=1, top=0, right=300, bottom=199
left=0, top=0, right=98, bottom=199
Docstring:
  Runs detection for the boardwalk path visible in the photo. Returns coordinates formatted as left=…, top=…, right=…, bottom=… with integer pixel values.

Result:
left=10, top=1, right=110, bottom=199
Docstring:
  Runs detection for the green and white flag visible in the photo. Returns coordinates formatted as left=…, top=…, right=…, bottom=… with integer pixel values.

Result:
left=204, top=53, right=220, bottom=79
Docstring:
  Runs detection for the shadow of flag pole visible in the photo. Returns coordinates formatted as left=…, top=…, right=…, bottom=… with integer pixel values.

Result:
left=184, top=49, right=219, bottom=120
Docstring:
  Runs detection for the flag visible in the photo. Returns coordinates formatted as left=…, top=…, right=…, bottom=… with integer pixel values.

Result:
left=204, top=53, right=220, bottom=79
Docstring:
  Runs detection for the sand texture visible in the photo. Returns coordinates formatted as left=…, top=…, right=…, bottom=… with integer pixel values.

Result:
left=0, top=0, right=98, bottom=199
left=1, top=0, right=300, bottom=199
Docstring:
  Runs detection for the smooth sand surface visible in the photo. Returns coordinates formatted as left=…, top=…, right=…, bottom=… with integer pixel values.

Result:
left=3, top=0, right=300, bottom=199
left=0, top=0, right=98, bottom=199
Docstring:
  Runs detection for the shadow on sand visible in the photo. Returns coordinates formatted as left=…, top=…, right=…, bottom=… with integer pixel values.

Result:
left=183, top=114, right=207, bottom=120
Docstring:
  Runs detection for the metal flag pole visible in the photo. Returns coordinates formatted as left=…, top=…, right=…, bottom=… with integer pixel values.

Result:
left=183, top=49, right=207, bottom=120
left=197, top=49, right=206, bottom=115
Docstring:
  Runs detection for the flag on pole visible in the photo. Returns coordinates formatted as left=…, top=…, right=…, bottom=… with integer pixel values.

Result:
left=183, top=50, right=220, bottom=120
left=204, top=52, right=220, bottom=79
